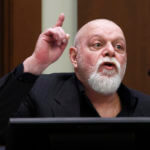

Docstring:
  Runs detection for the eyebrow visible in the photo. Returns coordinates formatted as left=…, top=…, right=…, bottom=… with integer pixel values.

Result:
left=89, top=34, right=126, bottom=43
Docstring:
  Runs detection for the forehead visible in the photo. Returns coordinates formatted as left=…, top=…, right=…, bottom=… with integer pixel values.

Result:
left=77, top=19, right=125, bottom=42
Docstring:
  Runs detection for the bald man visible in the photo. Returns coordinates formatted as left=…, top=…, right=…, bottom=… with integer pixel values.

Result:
left=1, top=13, right=150, bottom=125
left=1, top=13, right=150, bottom=149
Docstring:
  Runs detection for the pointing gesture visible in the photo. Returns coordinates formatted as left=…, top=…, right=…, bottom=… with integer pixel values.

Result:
left=55, top=13, right=65, bottom=27
left=23, top=13, right=70, bottom=74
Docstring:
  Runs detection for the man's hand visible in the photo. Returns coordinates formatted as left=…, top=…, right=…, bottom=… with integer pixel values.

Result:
left=23, top=13, right=70, bottom=74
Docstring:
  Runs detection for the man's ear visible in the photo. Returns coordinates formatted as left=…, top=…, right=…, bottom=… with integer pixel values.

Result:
left=69, top=46, right=78, bottom=68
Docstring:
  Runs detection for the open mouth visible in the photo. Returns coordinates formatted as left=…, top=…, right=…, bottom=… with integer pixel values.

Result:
left=99, top=62, right=117, bottom=71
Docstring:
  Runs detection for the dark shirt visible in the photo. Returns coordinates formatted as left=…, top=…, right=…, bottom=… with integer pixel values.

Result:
left=14, top=64, right=137, bottom=117
left=74, top=76, right=137, bottom=117
left=1, top=64, right=150, bottom=148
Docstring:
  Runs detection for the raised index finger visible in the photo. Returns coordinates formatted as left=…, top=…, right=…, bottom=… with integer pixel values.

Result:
left=55, top=13, right=65, bottom=27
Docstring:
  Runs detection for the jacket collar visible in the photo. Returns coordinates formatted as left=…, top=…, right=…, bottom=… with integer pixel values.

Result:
left=53, top=75, right=81, bottom=116
left=117, top=84, right=137, bottom=116
left=53, top=74, right=138, bottom=117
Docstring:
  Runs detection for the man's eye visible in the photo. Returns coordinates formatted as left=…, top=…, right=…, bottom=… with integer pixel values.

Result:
left=116, top=44, right=123, bottom=50
left=93, top=42, right=102, bottom=48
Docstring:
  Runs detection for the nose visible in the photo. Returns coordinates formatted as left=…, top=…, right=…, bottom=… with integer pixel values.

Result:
left=102, top=42, right=115, bottom=57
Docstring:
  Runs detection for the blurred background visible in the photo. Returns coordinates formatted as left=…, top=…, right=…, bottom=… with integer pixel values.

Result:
left=0, top=0, right=150, bottom=95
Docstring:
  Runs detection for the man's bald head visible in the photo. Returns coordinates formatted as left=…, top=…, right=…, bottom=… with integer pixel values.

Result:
left=74, top=19, right=125, bottom=48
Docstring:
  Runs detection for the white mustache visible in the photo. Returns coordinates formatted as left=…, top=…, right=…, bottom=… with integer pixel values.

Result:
left=95, top=57, right=121, bottom=73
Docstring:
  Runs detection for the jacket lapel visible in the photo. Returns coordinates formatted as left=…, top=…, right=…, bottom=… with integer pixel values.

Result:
left=52, top=76, right=81, bottom=117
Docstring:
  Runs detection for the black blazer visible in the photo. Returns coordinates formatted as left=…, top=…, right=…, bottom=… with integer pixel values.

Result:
left=1, top=71, right=150, bottom=119
left=1, top=71, right=150, bottom=147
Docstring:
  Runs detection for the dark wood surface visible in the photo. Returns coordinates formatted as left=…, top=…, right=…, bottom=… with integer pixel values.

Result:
left=0, top=0, right=41, bottom=77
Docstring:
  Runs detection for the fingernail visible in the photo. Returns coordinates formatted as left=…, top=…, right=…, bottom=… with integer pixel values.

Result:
left=66, top=34, right=70, bottom=39
left=62, top=39, right=67, bottom=43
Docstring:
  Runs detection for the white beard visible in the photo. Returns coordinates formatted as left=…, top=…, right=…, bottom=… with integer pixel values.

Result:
left=88, top=57, right=126, bottom=95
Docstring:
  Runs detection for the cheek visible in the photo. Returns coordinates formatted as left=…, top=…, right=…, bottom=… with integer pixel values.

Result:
left=76, top=52, right=97, bottom=76
left=81, top=50, right=100, bottom=66
left=120, top=55, right=127, bottom=65
left=117, top=54, right=127, bottom=71
left=80, top=54, right=99, bottom=73
left=85, top=54, right=96, bottom=66
left=79, top=44, right=99, bottom=66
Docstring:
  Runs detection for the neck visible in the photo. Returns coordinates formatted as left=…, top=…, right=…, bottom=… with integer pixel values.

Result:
left=85, top=87, right=121, bottom=118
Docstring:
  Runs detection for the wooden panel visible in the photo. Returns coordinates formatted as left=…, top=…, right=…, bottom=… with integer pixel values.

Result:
left=0, top=0, right=4, bottom=75
left=12, top=0, right=41, bottom=69
left=78, top=0, right=150, bottom=94
left=3, top=0, right=12, bottom=76
left=1, top=0, right=41, bottom=76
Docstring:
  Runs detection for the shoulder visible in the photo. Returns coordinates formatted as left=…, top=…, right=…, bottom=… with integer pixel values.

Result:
left=128, top=88, right=150, bottom=116
left=31, top=72, right=76, bottom=94
left=120, top=84, right=150, bottom=116
left=129, top=88, right=150, bottom=101
left=119, top=84, right=150, bottom=102
left=37, top=72, right=75, bottom=85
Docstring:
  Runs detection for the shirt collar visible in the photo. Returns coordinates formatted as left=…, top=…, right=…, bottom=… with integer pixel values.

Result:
left=74, top=75, right=137, bottom=117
